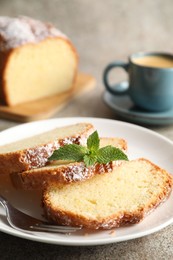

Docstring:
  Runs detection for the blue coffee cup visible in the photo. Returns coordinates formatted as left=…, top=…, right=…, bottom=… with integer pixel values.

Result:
left=103, top=52, right=173, bottom=112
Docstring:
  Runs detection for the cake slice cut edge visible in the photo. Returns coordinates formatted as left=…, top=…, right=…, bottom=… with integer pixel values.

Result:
left=3, top=37, right=78, bottom=106
left=42, top=158, right=173, bottom=230
left=0, top=16, right=78, bottom=106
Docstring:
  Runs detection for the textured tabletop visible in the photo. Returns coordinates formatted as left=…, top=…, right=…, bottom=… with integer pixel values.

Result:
left=0, top=0, right=173, bottom=259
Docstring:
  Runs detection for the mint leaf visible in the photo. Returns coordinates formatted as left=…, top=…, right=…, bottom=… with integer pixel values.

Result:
left=87, top=131, right=100, bottom=152
left=83, top=154, right=97, bottom=167
left=97, top=146, right=128, bottom=164
left=49, top=144, right=88, bottom=162
left=48, top=130, right=129, bottom=166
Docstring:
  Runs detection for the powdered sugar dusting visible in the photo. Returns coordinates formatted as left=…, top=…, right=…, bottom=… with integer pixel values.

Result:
left=22, top=141, right=60, bottom=168
left=59, top=136, right=84, bottom=146
left=22, top=136, right=85, bottom=169
left=0, top=16, right=67, bottom=50
left=63, top=164, right=92, bottom=182
left=62, top=162, right=114, bottom=183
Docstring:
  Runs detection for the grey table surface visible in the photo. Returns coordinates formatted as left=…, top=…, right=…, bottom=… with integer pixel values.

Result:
left=0, top=0, right=173, bottom=259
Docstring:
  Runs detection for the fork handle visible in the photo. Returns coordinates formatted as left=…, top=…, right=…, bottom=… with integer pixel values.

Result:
left=0, top=195, right=8, bottom=207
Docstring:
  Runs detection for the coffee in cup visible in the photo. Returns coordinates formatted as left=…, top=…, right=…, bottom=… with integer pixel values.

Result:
left=103, top=52, right=173, bottom=112
left=132, top=55, right=173, bottom=68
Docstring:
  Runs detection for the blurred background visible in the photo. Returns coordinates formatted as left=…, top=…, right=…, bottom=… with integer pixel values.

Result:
left=0, top=0, right=173, bottom=123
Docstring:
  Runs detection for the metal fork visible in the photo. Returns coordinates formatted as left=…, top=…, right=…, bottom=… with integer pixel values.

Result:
left=0, top=195, right=81, bottom=233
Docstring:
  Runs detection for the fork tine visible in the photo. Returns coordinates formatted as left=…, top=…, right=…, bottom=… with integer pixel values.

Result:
left=35, top=223, right=82, bottom=230
left=30, top=225, right=81, bottom=233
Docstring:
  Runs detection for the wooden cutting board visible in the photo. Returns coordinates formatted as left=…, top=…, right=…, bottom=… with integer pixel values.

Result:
left=0, top=73, right=96, bottom=123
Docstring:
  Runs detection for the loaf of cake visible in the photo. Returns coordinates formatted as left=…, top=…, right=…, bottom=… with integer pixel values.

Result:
left=42, top=158, right=172, bottom=230
left=11, top=137, right=127, bottom=189
left=0, top=123, right=94, bottom=175
left=0, top=16, right=78, bottom=106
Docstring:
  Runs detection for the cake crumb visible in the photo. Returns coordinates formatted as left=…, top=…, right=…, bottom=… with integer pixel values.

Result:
left=109, top=230, right=116, bottom=236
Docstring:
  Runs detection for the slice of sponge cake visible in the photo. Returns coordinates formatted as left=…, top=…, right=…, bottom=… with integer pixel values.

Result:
left=42, top=158, right=172, bottom=230
left=0, top=123, right=94, bottom=175
left=10, top=137, right=127, bottom=189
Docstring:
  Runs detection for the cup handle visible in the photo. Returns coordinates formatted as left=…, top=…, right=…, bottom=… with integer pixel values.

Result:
left=103, top=61, right=129, bottom=95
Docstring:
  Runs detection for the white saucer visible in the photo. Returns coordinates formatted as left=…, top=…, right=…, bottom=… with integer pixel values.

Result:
left=103, top=91, right=173, bottom=125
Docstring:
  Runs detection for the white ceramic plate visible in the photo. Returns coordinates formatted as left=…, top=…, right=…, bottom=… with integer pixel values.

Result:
left=0, top=117, right=173, bottom=246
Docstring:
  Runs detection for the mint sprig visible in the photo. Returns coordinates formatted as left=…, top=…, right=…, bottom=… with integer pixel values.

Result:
left=48, top=131, right=128, bottom=167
